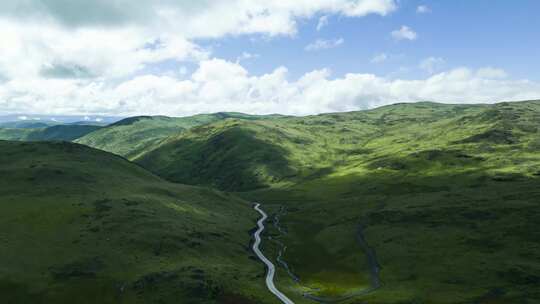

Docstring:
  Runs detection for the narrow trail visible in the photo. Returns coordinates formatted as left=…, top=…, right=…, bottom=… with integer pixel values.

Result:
left=252, top=203, right=296, bottom=304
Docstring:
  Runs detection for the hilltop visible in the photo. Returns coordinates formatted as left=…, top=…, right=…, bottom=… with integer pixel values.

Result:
left=75, top=112, right=280, bottom=160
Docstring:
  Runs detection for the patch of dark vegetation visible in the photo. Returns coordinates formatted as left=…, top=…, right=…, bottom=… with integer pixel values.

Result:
left=472, top=287, right=507, bottom=304
left=497, top=268, right=540, bottom=286
left=456, top=129, right=519, bottom=145
left=368, top=159, right=407, bottom=170
left=364, top=182, right=449, bottom=195
left=411, top=149, right=485, bottom=162
left=463, top=237, right=504, bottom=252
left=109, top=116, right=156, bottom=127
left=93, top=199, right=112, bottom=214
left=491, top=173, right=523, bottom=182
left=50, top=257, right=103, bottom=280
left=366, top=207, right=500, bottom=227
left=218, top=293, right=258, bottom=304
left=132, top=271, right=179, bottom=291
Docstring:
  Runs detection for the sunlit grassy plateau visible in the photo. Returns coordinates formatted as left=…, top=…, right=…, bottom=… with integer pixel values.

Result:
left=1, top=101, right=539, bottom=303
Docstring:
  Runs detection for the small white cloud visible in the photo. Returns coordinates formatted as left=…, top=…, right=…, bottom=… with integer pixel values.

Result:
left=84, top=116, right=91, bottom=121
left=477, top=67, right=508, bottom=79
left=420, top=57, right=445, bottom=74
left=236, top=52, right=260, bottom=63
left=317, top=16, right=329, bottom=31
left=417, top=5, right=431, bottom=13
left=371, top=53, right=388, bottom=63
left=95, top=118, right=103, bottom=122
left=18, top=116, right=28, bottom=120
left=391, top=26, right=417, bottom=41
left=305, top=38, right=344, bottom=51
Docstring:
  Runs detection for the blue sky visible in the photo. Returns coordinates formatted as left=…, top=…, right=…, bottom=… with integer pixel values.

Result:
left=210, top=0, right=540, bottom=80
left=0, top=0, right=539, bottom=117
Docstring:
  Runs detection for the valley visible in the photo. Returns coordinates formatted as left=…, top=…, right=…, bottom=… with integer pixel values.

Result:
left=1, top=101, right=540, bottom=303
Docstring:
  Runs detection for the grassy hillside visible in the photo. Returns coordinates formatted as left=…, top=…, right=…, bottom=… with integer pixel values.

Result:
left=0, top=128, right=35, bottom=140
left=136, top=101, right=540, bottom=303
left=0, top=125, right=101, bottom=141
left=0, top=141, right=273, bottom=304
left=26, top=125, right=102, bottom=141
left=0, top=121, right=54, bottom=129
left=75, top=113, right=275, bottom=160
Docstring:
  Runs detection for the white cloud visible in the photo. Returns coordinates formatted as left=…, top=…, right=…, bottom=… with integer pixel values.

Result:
left=417, top=5, right=431, bottom=13
left=305, top=38, right=345, bottom=51
left=371, top=53, right=389, bottom=63
left=317, top=15, right=329, bottom=31
left=391, top=26, right=417, bottom=41
left=476, top=67, right=508, bottom=79
left=236, top=52, right=260, bottom=63
left=1, top=59, right=539, bottom=117
left=420, top=57, right=445, bottom=74
left=0, top=0, right=397, bottom=116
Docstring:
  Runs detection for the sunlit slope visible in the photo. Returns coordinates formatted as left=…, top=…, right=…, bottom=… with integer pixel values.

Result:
left=137, top=101, right=540, bottom=190
left=137, top=100, right=540, bottom=303
left=0, top=141, right=270, bottom=304
left=75, top=113, right=276, bottom=160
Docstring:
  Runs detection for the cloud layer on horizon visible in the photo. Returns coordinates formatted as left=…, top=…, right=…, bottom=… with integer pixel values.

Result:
left=2, top=58, right=539, bottom=116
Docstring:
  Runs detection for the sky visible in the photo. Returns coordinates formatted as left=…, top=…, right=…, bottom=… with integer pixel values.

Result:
left=1, top=0, right=540, bottom=117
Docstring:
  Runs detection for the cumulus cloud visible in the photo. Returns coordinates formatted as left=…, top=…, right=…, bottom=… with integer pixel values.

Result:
left=0, top=1, right=397, bottom=38
left=420, top=57, right=446, bottom=74
left=317, top=15, right=329, bottom=31
left=0, top=1, right=397, bottom=114
left=305, top=38, right=345, bottom=51
left=417, top=5, right=431, bottom=13
left=391, top=26, right=417, bottom=41
left=1, top=59, right=539, bottom=116
left=371, top=53, right=389, bottom=63
left=236, top=52, right=260, bottom=63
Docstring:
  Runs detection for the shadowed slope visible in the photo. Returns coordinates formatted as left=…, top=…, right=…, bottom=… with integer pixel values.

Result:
left=0, top=141, right=272, bottom=304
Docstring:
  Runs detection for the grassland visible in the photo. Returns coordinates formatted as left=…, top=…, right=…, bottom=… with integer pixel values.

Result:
left=3, top=101, right=540, bottom=303
left=0, top=140, right=280, bottom=304
left=134, top=101, right=540, bottom=303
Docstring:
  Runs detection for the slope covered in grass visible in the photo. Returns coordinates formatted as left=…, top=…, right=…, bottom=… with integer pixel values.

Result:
left=0, top=141, right=273, bottom=304
left=75, top=113, right=275, bottom=160
left=0, top=125, right=101, bottom=141
left=136, top=100, right=540, bottom=303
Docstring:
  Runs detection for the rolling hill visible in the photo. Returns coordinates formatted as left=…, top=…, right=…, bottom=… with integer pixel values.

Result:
left=133, top=100, right=540, bottom=303
left=75, top=113, right=277, bottom=160
left=3, top=101, right=540, bottom=303
left=0, top=124, right=101, bottom=141
left=0, top=140, right=273, bottom=304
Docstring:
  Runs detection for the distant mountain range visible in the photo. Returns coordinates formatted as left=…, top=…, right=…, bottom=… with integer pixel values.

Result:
left=0, top=114, right=123, bottom=124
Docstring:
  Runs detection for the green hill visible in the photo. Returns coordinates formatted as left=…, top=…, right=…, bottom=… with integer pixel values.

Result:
left=135, top=101, right=540, bottom=303
left=0, top=141, right=271, bottom=304
left=26, top=125, right=102, bottom=141
left=0, top=125, right=101, bottom=141
left=0, top=128, right=35, bottom=140
left=0, top=121, right=54, bottom=129
left=75, top=113, right=274, bottom=160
